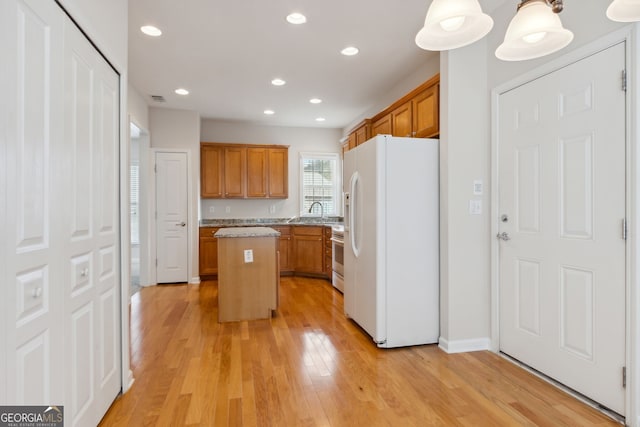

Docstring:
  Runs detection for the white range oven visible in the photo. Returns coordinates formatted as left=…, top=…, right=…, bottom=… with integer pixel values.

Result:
left=330, top=225, right=344, bottom=292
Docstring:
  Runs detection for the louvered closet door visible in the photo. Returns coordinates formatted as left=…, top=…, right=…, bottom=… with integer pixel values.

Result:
left=498, top=42, right=626, bottom=415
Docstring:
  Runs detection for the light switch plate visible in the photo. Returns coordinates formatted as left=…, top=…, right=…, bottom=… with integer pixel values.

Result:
left=469, top=199, right=482, bottom=215
left=473, top=180, right=483, bottom=195
left=244, top=249, right=253, bottom=263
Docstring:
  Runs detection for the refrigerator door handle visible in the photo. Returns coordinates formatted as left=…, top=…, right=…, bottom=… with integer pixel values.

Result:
left=350, top=172, right=360, bottom=258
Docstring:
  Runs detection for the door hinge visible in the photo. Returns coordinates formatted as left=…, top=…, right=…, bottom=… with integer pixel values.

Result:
left=623, top=366, right=627, bottom=388
left=154, top=164, right=157, bottom=173
left=622, top=218, right=627, bottom=240
left=155, top=258, right=158, bottom=267
left=622, top=69, right=627, bottom=92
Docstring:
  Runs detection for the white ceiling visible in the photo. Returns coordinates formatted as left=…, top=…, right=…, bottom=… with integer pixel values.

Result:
left=128, top=0, right=506, bottom=129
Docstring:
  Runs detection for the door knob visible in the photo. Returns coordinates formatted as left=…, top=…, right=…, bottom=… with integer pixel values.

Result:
left=497, top=232, right=511, bottom=241
left=177, top=222, right=186, bottom=227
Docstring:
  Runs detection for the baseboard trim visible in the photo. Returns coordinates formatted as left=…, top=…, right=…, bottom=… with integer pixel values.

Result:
left=438, top=337, right=491, bottom=354
left=190, top=276, right=201, bottom=285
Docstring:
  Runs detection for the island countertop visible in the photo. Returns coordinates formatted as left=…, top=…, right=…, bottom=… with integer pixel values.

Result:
left=214, top=226, right=280, bottom=239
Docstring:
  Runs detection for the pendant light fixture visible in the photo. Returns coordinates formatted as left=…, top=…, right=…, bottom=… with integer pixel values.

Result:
left=415, top=0, right=493, bottom=51
left=607, top=0, right=640, bottom=22
left=495, top=0, right=573, bottom=61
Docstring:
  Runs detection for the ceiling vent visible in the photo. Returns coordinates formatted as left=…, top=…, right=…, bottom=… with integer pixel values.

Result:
left=150, top=95, right=166, bottom=103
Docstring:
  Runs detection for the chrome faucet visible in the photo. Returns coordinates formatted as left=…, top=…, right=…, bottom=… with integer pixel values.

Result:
left=308, top=201, right=324, bottom=217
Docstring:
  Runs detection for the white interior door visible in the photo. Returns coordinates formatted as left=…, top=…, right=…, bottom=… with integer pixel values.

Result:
left=156, top=151, right=189, bottom=283
left=2, top=0, right=66, bottom=406
left=498, top=43, right=626, bottom=414
left=63, top=15, right=122, bottom=425
left=2, top=1, right=122, bottom=425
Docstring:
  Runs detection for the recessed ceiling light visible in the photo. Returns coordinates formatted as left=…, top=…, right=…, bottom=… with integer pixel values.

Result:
left=315, top=117, right=326, bottom=122
left=341, top=46, right=359, bottom=56
left=140, top=25, right=162, bottom=37
left=309, top=98, right=322, bottom=104
left=271, top=78, right=286, bottom=86
left=175, top=88, right=189, bottom=95
left=264, top=110, right=275, bottom=115
left=286, top=13, right=307, bottom=24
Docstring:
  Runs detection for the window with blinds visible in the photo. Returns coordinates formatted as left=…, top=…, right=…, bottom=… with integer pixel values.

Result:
left=130, top=163, right=139, bottom=245
left=299, top=152, right=340, bottom=216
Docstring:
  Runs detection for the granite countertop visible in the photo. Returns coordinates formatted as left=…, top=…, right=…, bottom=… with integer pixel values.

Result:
left=214, top=227, right=281, bottom=238
left=200, top=217, right=344, bottom=228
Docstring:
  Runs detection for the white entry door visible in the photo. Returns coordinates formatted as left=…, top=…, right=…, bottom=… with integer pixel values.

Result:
left=156, top=152, right=189, bottom=283
left=498, top=43, right=626, bottom=414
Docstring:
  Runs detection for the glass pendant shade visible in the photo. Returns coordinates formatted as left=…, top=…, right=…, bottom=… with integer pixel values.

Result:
left=495, top=0, right=574, bottom=61
left=607, top=0, right=640, bottom=22
left=415, top=0, right=494, bottom=51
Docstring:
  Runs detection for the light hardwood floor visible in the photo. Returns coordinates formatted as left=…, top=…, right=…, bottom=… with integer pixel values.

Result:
left=99, top=277, right=620, bottom=426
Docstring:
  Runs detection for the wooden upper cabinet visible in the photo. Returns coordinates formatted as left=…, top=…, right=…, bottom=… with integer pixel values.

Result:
left=201, top=145, right=223, bottom=198
left=355, top=122, right=369, bottom=146
left=355, top=74, right=439, bottom=142
left=224, top=146, right=246, bottom=198
left=247, top=148, right=268, bottom=198
left=201, top=143, right=289, bottom=199
left=267, top=148, right=288, bottom=198
left=413, top=83, right=439, bottom=138
left=347, top=132, right=357, bottom=151
left=391, top=101, right=412, bottom=137
left=372, top=113, right=392, bottom=137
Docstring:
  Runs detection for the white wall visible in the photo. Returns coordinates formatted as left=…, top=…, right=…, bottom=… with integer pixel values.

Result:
left=56, top=0, right=128, bottom=71
left=149, top=107, right=201, bottom=284
left=128, top=83, right=149, bottom=130
left=439, top=40, right=491, bottom=352
left=343, top=54, right=440, bottom=135
left=200, top=120, right=343, bottom=219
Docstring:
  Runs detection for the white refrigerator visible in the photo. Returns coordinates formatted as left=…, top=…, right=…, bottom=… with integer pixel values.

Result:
left=343, top=135, right=439, bottom=348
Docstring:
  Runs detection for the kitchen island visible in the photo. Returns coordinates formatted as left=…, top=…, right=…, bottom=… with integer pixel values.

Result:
left=215, top=227, right=280, bottom=322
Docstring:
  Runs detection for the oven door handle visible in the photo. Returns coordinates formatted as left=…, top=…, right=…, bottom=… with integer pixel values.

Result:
left=330, top=237, right=344, bottom=244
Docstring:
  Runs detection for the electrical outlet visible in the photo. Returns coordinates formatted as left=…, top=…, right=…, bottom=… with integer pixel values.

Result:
left=270, top=204, right=276, bottom=214
left=209, top=206, right=215, bottom=213
left=225, top=206, right=231, bottom=213
left=244, top=249, right=253, bottom=263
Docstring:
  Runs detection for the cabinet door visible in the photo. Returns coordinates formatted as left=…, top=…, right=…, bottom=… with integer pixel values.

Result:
left=247, top=148, right=267, bottom=198
left=272, top=226, right=292, bottom=273
left=293, top=227, right=324, bottom=274
left=224, top=147, right=246, bottom=197
left=268, top=148, right=288, bottom=198
left=355, top=125, right=369, bottom=146
left=413, top=83, right=439, bottom=138
left=201, top=145, right=223, bottom=198
left=199, top=228, right=219, bottom=275
left=372, top=113, right=391, bottom=137
left=324, top=227, right=332, bottom=278
left=348, top=132, right=357, bottom=150
left=391, top=101, right=412, bottom=137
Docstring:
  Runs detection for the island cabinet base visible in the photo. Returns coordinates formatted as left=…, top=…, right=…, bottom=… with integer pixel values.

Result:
left=217, top=234, right=279, bottom=322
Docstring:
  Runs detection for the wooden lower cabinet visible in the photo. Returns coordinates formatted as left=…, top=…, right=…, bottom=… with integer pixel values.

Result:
left=199, top=225, right=332, bottom=278
left=324, top=226, right=332, bottom=278
left=271, top=226, right=292, bottom=273
left=199, top=227, right=219, bottom=276
left=293, top=226, right=324, bottom=275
